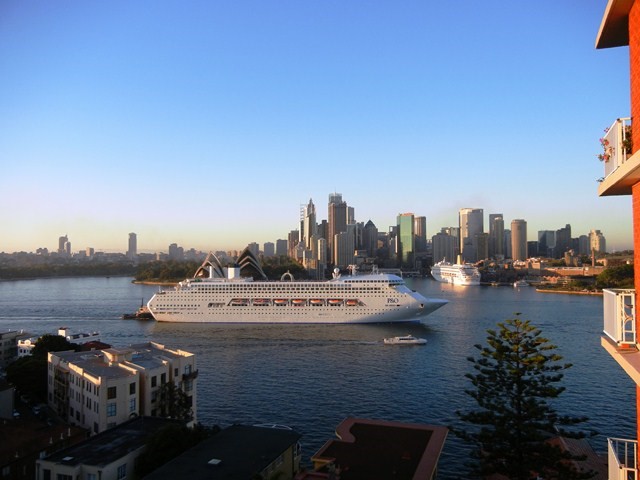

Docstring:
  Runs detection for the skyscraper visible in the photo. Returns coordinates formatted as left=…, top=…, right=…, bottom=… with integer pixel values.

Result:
left=263, top=242, right=275, bottom=257
left=538, top=230, right=555, bottom=257
left=127, top=233, right=137, bottom=259
left=397, top=213, right=415, bottom=267
left=328, top=193, right=347, bottom=263
left=363, top=220, right=379, bottom=257
left=459, top=208, right=483, bottom=262
left=432, top=230, right=456, bottom=264
left=555, top=224, right=572, bottom=259
left=589, top=229, right=607, bottom=254
left=511, top=219, right=528, bottom=261
left=58, top=235, right=69, bottom=255
left=334, top=226, right=355, bottom=268
left=488, top=214, right=504, bottom=259
left=414, top=216, right=427, bottom=253
left=303, top=199, right=317, bottom=250
left=276, top=239, right=288, bottom=256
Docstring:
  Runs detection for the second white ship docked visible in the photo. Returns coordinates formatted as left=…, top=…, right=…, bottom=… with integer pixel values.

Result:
left=147, top=249, right=447, bottom=324
left=430, top=258, right=481, bottom=286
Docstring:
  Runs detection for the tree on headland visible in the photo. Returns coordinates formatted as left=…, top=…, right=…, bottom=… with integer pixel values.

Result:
left=455, top=315, right=595, bottom=480
left=6, top=334, right=78, bottom=401
left=595, top=263, right=634, bottom=289
left=31, top=334, right=77, bottom=357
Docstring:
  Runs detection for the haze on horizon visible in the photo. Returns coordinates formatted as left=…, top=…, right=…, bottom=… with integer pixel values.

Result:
left=0, top=1, right=633, bottom=254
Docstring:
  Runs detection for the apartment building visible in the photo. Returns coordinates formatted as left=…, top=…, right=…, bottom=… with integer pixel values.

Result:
left=144, top=424, right=302, bottom=480
left=596, top=1, right=640, bottom=478
left=48, top=342, right=197, bottom=435
left=0, top=330, right=21, bottom=368
left=35, top=416, right=176, bottom=480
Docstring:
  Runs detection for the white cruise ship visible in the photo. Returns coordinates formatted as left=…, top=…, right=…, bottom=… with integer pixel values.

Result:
left=430, top=258, right=481, bottom=286
left=146, top=250, right=447, bottom=324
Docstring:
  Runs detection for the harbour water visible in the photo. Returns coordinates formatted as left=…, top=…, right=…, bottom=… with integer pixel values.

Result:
left=0, top=276, right=635, bottom=478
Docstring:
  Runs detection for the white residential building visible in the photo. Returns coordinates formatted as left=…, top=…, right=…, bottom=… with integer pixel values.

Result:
left=48, top=342, right=197, bottom=435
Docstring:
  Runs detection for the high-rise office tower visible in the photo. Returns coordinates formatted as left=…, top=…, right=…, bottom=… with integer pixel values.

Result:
left=363, top=220, right=379, bottom=257
left=538, top=230, right=556, bottom=257
left=396, top=213, right=415, bottom=267
left=58, top=235, right=68, bottom=255
left=475, top=232, right=489, bottom=261
left=334, top=225, right=356, bottom=268
left=276, top=239, right=288, bottom=256
left=555, top=224, right=572, bottom=259
left=127, top=233, right=137, bottom=258
left=414, top=216, right=427, bottom=253
left=263, top=242, right=275, bottom=257
left=589, top=229, right=607, bottom=254
left=432, top=231, right=456, bottom=263
left=488, top=214, right=504, bottom=259
left=303, top=199, right=317, bottom=250
left=459, top=208, right=483, bottom=262
left=287, top=230, right=299, bottom=257
left=328, top=193, right=347, bottom=263
left=511, top=219, right=528, bottom=261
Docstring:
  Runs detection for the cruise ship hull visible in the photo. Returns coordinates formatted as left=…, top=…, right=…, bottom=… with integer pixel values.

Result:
left=147, top=274, right=447, bottom=324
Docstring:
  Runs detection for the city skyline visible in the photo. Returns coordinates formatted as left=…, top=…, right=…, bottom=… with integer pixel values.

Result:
left=0, top=1, right=633, bottom=253
left=17, top=199, right=616, bottom=257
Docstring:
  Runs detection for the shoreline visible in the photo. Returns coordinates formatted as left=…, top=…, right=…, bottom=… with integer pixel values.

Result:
left=132, top=280, right=178, bottom=286
left=535, top=288, right=603, bottom=296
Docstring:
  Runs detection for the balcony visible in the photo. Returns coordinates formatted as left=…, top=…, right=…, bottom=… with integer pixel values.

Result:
left=182, top=369, right=198, bottom=381
left=608, top=438, right=637, bottom=480
left=598, top=117, right=639, bottom=196
left=603, top=289, right=636, bottom=346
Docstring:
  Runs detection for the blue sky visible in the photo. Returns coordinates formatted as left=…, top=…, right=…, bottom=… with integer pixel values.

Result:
left=0, top=1, right=633, bottom=253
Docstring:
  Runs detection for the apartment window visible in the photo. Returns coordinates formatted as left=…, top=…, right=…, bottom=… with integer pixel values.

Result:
left=87, top=474, right=97, bottom=480
left=185, top=364, right=192, bottom=375
left=129, top=382, right=136, bottom=395
left=174, top=368, right=178, bottom=376
left=185, top=380, right=193, bottom=392
left=151, top=376, right=157, bottom=387
left=161, top=373, right=166, bottom=384
left=107, top=386, right=117, bottom=399
left=129, top=398, right=136, bottom=413
left=107, top=403, right=116, bottom=417
left=117, top=464, right=126, bottom=480
left=43, top=469, right=51, bottom=480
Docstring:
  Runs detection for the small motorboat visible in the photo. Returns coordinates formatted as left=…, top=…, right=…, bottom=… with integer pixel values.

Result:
left=383, top=335, right=427, bottom=346
left=513, top=280, right=529, bottom=288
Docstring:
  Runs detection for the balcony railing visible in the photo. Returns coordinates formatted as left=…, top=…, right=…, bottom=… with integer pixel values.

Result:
left=608, top=437, right=637, bottom=480
left=603, top=289, right=636, bottom=346
left=602, top=117, right=632, bottom=178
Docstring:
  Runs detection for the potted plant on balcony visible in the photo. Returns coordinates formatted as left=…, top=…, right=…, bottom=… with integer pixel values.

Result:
left=598, top=129, right=612, bottom=162
left=622, top=124, right=633, bottom=155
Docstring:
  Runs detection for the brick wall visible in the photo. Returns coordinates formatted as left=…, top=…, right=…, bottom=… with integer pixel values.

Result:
left=631, top=0, right=640, bottom=155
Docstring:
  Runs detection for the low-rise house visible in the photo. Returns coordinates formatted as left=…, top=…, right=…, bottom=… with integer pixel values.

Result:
left=35, top=416, right=176, bottom=480
left=48, top=342, right=196, bottom=434
left=143, top=424, right=302, bottom=480
left=297, top=417, right=448, bottom=480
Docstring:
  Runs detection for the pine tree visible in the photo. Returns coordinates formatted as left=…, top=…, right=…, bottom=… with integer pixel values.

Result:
left=455, top=315, right=595, bottom=480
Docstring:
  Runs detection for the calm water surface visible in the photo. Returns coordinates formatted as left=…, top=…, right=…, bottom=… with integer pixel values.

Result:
left=0, top=276, right=634, bottom=479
